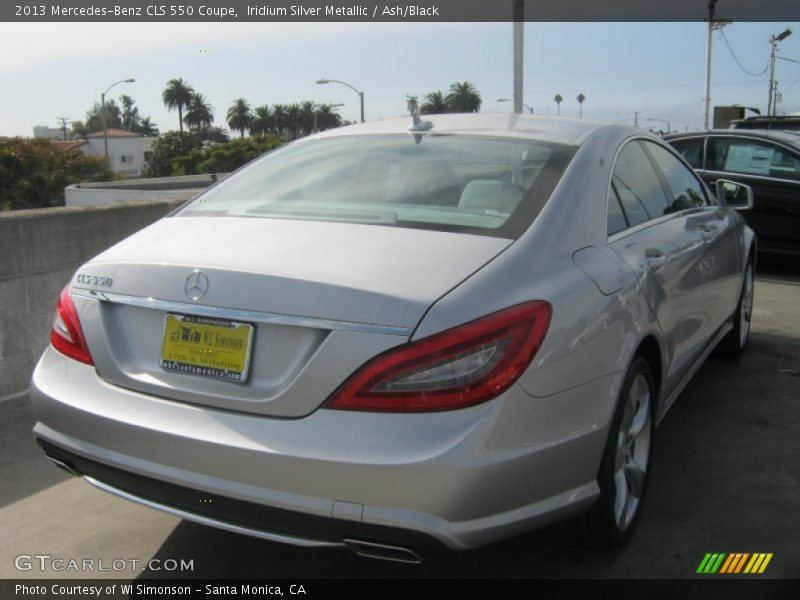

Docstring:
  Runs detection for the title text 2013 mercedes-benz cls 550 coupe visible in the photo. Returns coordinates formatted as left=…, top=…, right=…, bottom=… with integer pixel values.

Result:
left=32, top=114, right=755, bottom=563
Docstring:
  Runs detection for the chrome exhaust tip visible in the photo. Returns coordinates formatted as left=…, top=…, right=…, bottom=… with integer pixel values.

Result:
left=343, top=539, right=423, bottom=564
left=44, top=454, right=81, bottom=478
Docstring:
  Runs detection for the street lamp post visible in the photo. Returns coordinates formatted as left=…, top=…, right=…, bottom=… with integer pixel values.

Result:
left=316, top=78, right=364, bottom=123
left=497, top=98, right=534, bottom=114
left=768, top=28, right=792, bottom=116
left=100, top=78, right=135, bottom=160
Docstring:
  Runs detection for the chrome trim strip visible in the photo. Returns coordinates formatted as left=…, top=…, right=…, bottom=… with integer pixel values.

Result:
left=72, top=288, right=412, bottom=337
left=343, top=539, right=423, bottom=564
left=83, top=475, right=345, bottom=549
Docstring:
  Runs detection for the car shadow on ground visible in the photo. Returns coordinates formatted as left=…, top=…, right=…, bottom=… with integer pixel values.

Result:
left=0, top=393, right=71, bottom=509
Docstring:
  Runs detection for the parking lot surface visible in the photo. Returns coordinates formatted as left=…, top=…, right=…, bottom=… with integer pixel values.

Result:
left=1, top=257, right=798, bottom=579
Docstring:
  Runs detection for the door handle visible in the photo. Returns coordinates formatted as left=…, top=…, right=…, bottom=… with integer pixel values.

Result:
left=699, top=223, right=719, bottom=240
left=645, top=249, right=667, bottom=270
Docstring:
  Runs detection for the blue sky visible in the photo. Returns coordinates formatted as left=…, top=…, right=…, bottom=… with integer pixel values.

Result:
left=0, top=21, right=798, bottom=137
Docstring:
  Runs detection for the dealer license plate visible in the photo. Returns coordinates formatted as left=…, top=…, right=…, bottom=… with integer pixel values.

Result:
left=160, top=314, right=254, bottom=383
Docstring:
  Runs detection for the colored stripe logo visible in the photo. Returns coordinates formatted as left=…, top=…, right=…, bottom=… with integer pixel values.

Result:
left=697, top=553, right=773, bottom=574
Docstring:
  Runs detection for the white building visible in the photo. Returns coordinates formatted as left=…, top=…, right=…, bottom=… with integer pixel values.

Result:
left=55, top=128, right=156, bottom=178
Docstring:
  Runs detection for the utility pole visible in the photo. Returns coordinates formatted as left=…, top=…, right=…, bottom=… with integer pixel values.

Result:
left=703, top=0, right=717, bottom=130
left=56, top=117, right=70, bottom=140
left=703, top=1, right=730, bottom=130
left=513, top=0, right=524, bottom=115
left=768, top=29, right=793, bottom=116
left=634, top=111, right=639, bottom=127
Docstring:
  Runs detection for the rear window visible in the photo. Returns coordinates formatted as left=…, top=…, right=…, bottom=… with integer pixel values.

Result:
left=179, top=134, right=576, bottom=239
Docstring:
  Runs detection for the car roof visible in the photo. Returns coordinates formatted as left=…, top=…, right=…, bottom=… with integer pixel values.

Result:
left=312, top=113, right=631, bottom=146
left=664, top=128, right=800, bottom=148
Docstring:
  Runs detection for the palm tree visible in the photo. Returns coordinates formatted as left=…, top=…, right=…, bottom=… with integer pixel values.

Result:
left=554, top=94, right=563, bottom=116
left=285, top=103, right=302, bottom=139
left=577, top=93, right=586, bottom=117
left=251, top=105, right=272, bottom=135
left=226, top=98, right=253, bottom=139
left=315, top=104, right=342, bottom=131
left=138, top=117, right=159, bottom=137
left=271, top=104, right=287, bottom=137
left=421, top=91, right=449, bottom=115
left=184, top=93, right=214, bottom=129
left=299, top=101, right=316, bottom=136
left=162, top=78, right=194, bottom=133
left=445, top=81, right=482, bottom=113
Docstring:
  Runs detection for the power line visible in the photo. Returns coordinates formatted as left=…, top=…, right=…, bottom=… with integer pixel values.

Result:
left=782, top=74, right=800, bottom=93
left=719, top=28, right=769, bottom=77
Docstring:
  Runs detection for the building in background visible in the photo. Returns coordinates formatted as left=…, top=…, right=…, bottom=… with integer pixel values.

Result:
left=33, top=125, right=65, bottom=139
left=53, top=128, right=156, bottom=178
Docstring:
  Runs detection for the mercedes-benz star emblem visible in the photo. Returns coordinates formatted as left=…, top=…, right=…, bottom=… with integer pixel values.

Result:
left=185, top=269, right=209, bottom=301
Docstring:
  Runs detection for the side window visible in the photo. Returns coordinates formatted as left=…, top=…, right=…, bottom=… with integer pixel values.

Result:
left=613, top=179, right=649, bottom=227
left=712, top=138, right=800, bottom=181
left=644, top=141, right=709, bottom=212
left=607, top=186, right=629, bottom=236
left=612, top=141, right=670, bottom=220
left=668, top=137, right=704, bottom=169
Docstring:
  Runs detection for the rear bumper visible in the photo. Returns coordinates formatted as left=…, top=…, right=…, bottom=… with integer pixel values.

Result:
left=31, top=346, right=618, bottom=553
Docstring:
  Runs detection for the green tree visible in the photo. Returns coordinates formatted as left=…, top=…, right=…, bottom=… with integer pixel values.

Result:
left=193, top=126, right=229, bottom=143
left=138, top=117, right=159, bottom=137
left=172, top=135, right=285, bottom=176
left=120, top=95, right=141, bottom=132
left=0, top=139, right=114, bottom=210
left=554, top=94, right=563, bottom=116
left=184, top=93, right=214, bottom=130
left=142, top=131, right=202, bottom=177
left=299, top=101, right=316, bottom=136
left=70, top=120, right=88, bottom=139
left=285, top=103, right=302, bottom=139
left=251, top=105, right=273, bottom=135
left=577, top=93, right=586, bottom=117
left=314, top=104, right=342, bottom=132
left=421, top=91, right=449, bottom=115
left=226, top=98, right=253, bottom=139
left=162, top=78, right=195, bottom=133
left=445, top=81, right=482, bottom=113
left=83, top=99, right=121, bottom=134
left=271, top=104, right=288, bottom=137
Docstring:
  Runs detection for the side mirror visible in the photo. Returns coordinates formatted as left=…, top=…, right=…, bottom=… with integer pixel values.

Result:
left=715, top=179, right=753, bottom=210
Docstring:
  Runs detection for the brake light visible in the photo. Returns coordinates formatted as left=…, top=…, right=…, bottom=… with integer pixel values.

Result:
left=325, top=301, right=551, bottom=412
left=50, top=286, right=94, bottom=365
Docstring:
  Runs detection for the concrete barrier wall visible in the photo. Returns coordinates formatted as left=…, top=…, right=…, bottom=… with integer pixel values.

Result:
left=0, top=199, right=186, bottom=400
left=64, top=173, right=223, bottom=207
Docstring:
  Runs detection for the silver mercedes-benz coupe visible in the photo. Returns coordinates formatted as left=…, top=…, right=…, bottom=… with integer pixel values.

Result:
left=32, top=114, right=755, bottom=563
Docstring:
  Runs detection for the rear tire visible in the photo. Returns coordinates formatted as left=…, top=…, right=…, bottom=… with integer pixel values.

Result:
left=562, top=357, right=655, bottom=549
left=720, top=260, right=754, bottom=357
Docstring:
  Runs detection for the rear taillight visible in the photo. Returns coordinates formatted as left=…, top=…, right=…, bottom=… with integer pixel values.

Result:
left=324, top=301, right=551, bottom=412
left=50, top=286, right=94, bottom=365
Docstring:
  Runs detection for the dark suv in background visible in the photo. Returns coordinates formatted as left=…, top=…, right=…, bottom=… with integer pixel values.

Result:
left=665, top=129, right=800, bottom=255
left=731, top=116, right=800, bottom=131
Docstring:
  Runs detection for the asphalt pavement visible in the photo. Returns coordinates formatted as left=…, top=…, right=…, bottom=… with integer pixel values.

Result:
left=1, top=256, right=797, bottom=579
